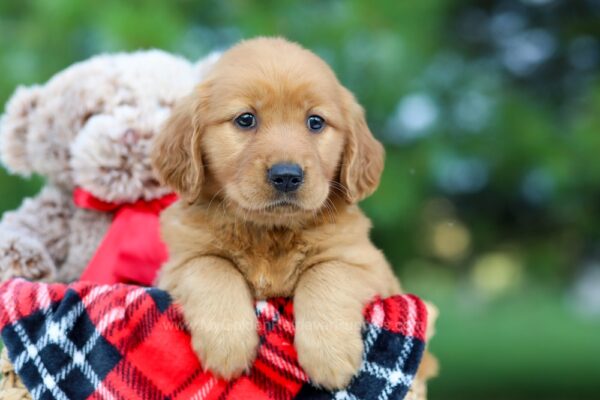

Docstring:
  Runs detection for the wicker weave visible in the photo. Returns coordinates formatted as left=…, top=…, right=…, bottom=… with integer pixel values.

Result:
left=0, top=348, right=32, bottom=400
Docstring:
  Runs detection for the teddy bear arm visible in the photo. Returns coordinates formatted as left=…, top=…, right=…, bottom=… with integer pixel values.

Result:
left=0, top=185, right=73, bottom=281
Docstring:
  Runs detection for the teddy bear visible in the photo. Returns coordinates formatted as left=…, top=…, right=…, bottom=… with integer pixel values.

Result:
left=0, top=49, right=219, bottom=283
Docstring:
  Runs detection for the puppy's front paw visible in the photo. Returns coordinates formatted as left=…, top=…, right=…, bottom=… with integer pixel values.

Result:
left=295, top=321, right=363, bottom=390
left=190, top=311, right=259, bottom=380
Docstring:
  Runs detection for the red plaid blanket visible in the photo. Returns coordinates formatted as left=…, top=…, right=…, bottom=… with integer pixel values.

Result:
left=0, top=279, right=427, bottom=400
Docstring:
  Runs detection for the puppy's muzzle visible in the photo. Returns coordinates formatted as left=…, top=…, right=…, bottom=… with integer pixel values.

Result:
left=268, top=163, right=304, bottom=193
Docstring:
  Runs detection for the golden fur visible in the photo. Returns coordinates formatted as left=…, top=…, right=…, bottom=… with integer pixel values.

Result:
left=152, top=37, right=431, bottom=390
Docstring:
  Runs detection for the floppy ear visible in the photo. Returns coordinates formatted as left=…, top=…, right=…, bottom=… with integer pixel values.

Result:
left=0, top=85, right=41, bottom=176
left=339, top=88, right=385, bottom=203
left=151, top=83, right=210, bottom=203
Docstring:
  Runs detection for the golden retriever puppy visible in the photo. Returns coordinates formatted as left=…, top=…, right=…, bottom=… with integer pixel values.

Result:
left=152, top=37, right=403, bottom=390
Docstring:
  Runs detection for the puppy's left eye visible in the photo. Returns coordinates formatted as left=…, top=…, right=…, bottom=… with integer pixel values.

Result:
left=307, top=115, right=325, bottom=133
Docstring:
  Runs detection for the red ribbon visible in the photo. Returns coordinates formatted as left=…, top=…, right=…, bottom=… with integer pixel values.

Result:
left=73, top=188, right=178, bottom=286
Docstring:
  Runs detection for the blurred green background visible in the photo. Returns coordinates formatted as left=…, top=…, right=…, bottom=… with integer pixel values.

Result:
left=1, top=0, right=600, bottom=399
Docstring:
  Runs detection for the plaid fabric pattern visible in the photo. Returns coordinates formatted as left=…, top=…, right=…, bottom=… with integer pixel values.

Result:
left=0, top=279, right=427, bottom=400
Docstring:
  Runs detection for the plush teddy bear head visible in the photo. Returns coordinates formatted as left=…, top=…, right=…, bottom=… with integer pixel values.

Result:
left=0, top=50, right=218, bottom=202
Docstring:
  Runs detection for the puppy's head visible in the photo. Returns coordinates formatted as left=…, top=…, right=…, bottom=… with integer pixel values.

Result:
left=152, top=38, right=384, bottom=225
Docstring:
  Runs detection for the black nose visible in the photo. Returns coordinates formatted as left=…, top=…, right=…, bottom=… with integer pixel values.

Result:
left=268, top=163, right=304, bottom=193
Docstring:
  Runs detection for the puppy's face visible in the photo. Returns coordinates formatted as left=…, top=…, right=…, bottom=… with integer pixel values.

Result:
left=153, top=38, right=384, bottom=225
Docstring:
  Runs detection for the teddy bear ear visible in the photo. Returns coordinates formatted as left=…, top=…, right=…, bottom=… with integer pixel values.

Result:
left=193, top=51, right=221, bottom=81
left=0, top=85, right=42, bottom=176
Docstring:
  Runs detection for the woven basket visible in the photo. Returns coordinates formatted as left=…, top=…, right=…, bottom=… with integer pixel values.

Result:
left=0, top=303, right=437, bottom=399
left=1, top=348, right=31, bottom=400
left=0, top=346, right=430, bottom=400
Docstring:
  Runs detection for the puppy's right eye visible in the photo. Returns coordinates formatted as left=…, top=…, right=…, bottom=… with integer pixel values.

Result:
left=234, top=113, right=257, bottom=129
